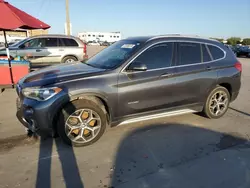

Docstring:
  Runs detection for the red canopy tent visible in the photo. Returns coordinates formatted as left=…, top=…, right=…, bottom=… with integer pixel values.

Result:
left=0, top=0, right=50, bottom=87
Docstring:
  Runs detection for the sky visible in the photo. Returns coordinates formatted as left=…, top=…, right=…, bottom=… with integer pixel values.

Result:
left=7, top=0, right=250, bottom=39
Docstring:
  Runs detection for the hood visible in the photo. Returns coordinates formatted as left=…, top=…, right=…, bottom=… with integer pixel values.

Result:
left=19, top=62, right=105, bottom=87
left=0, top=46, right=16, bottom=51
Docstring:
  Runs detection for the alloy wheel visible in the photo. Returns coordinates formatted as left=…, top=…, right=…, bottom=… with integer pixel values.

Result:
left=209, top=91, right=229, bottom=116
left=65, top=58, right=75, bottom=63
left=65, top=109, right=101, bottom=144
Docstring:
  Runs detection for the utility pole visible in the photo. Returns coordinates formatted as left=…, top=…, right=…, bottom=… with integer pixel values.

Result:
left=65, top=0, right=70, bottom=35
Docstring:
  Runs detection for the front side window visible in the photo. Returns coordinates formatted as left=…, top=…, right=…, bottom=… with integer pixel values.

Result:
left=86, top=40, right=141, bottom=69
left=177, top=42, right=202, bottom=65
left=132, top=42, right=174, bottom=70
left=207, top=45, right=224, bottom=60
left=22, top=38, right=44, bottom=48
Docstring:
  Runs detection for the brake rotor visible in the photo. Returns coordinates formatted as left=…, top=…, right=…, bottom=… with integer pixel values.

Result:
left=89, top=119, right=96, bottom=127
left=81, top=111, right=89, bottom=120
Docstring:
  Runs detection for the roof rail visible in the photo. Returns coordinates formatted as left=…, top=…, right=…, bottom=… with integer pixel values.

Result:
left=147, top=34, right=217, bottom=42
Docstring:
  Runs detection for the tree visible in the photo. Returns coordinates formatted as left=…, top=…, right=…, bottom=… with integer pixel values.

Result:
left=242, top=38, right=250, bottom=45
left=227, top=37, right=241, bottom=45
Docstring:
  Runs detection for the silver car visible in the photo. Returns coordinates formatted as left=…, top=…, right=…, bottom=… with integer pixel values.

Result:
left=0, top=34, right=87, bottom=65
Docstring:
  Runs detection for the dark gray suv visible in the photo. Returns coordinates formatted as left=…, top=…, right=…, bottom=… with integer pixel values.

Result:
left=16, top=35, right=242, bottom=146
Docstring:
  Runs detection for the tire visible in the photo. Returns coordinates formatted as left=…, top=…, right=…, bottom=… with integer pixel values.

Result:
left=61, top=56, right=77, bottom=63
left=57, top=98, right=107, bottom=147
left=203, top=86, right=230, bottom=119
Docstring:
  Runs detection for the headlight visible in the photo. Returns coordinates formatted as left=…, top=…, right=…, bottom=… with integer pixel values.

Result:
left=22, top=87, right=62, bottom=101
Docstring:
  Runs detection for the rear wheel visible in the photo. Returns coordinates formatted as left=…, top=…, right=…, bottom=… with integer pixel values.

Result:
left=203, top=86, right=230, bottom=119
left=61, top=56, right=77, bottom=63
left=57, top=98, right=107, bottom=146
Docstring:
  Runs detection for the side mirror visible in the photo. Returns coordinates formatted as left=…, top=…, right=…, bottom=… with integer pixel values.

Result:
left=127, top=62, right=147, bottom=72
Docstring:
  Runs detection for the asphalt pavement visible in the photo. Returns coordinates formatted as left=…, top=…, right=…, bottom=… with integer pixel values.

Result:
left=0, top=58, right=249, bottom=188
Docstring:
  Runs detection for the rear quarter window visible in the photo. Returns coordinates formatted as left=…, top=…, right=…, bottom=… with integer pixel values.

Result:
left=207, top=45, right=225, bottom=60
left=62, top=38, right=79, bottom=47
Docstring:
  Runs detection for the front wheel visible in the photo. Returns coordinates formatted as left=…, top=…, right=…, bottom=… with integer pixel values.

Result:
left=203, top=86, right=230, bottom=119
left=57, top=98, right=107, bottom=147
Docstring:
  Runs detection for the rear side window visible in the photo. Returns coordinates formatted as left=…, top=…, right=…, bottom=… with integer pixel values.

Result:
left=177, top=42, right=202, bottom=65
left=44, top=38, right=58, bottom=47
left=62, top=38, right=79, bottom=47
left=202, top=44, right=212, bottom=62
left=135, top=42, right=174, bottom=70
left=207, top=45, right=224, bottom=60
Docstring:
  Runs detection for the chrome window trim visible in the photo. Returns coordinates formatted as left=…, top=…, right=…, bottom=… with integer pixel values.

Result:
left=121, top=40, right=226, bottom=73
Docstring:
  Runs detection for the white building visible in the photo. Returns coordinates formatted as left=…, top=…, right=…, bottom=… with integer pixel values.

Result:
left=78, top=31, right=121, bottom=43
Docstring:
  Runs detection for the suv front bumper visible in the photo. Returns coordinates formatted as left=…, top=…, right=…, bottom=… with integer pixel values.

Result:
left=16, top=91, right=69, bottom=135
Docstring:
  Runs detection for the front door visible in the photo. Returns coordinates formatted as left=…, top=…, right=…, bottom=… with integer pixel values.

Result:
left=16, top=38, right=45, bottom=66
left=118, top=42, right=179, bottom=118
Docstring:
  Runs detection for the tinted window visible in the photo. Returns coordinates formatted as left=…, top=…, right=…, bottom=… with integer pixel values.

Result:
left=202, top=44, right=211, bottom=62
left=134, top=43, right=174, bottom=70
left=62, top=38, right=78, bottom=47
left=178, top=42, right=202, bottom=65
left=207, top=45, right=224, bottom=60
left=22, top=38, right=44, bottom=48
left=44, top=38, right=58, bottom=47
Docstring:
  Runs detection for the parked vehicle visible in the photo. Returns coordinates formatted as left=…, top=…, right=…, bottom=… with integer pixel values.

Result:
left=0, top=35, right=87, bottom=66
left=16, top=35, right=242, bottom=146
left=87, top=41, right=100, bottom=46
left=100, top=41, right=110, bottom=46
left=234, top=46, right=250, bottom=57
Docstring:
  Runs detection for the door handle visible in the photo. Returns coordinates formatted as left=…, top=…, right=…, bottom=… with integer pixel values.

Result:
left=59, top=49, right=64, bottom=51
left=160, top=73, right=173, bottom=78
left=206, top=66, right=212, bottom=70
left=36, top=49, right=42, bottom=52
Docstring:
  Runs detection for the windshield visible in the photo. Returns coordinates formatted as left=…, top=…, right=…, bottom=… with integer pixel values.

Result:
left=86, top=40, right=141, bottom=69
left=9, top=38, right=27, bottom=47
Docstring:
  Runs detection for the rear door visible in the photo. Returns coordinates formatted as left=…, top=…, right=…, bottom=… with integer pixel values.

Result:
left=174, top=41, right=217, bottom=106
left=118, top=42, right=179, bottom=117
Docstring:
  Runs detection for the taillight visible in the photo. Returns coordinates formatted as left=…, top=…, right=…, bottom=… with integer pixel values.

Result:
left=83, top=43, right=88, bottom=59
left=234, top=62, right=242, bottom=72
left=83, top=43, right=87, bottom=54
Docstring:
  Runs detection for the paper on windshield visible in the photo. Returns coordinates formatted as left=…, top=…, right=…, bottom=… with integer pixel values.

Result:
left=121, top=44, right=136, bottom=49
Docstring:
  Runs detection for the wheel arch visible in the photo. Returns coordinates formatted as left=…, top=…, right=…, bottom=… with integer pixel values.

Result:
left=217, top=83, right=232, bottom=98
left=61, top=55, right=78, bottom=62
left=52, top=93, right=112, bottom=136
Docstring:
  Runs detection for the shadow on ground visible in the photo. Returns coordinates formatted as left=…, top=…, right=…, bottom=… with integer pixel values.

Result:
left=2, top=120, right=250, bottom=188
left=35, top=98, right=84, bottom=188
left=109, top=123, right=250, bottom=188
left=229, top=107, right=250, bottom=117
